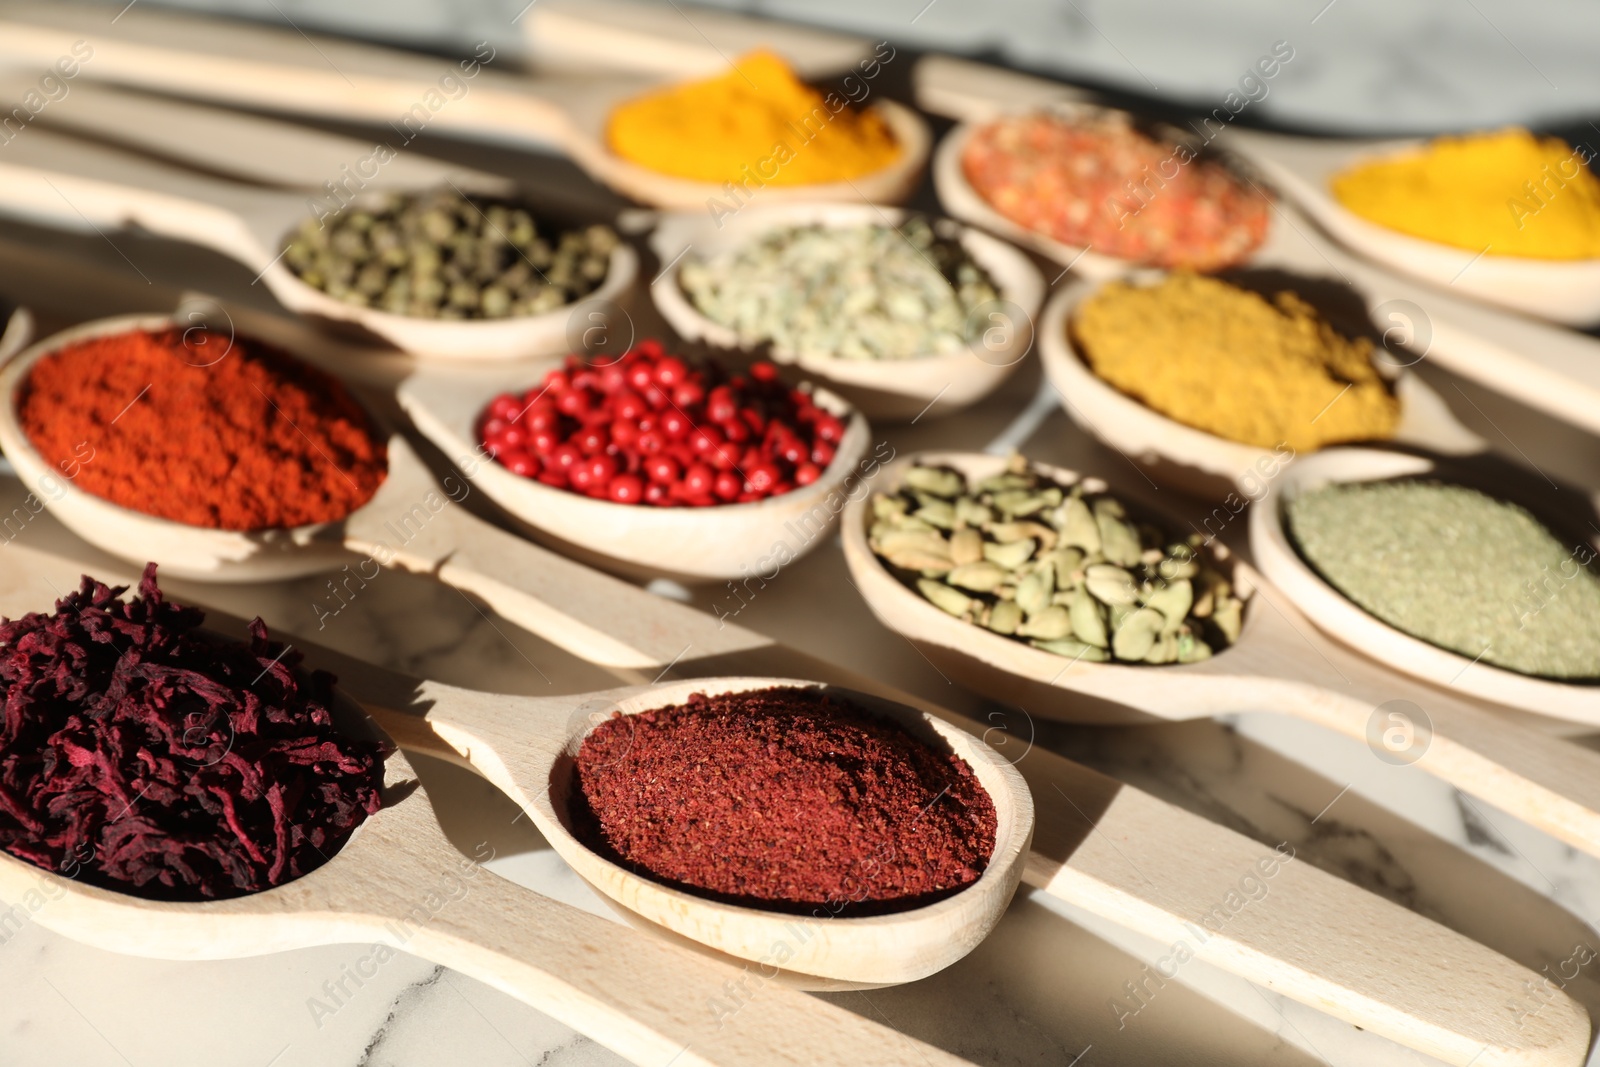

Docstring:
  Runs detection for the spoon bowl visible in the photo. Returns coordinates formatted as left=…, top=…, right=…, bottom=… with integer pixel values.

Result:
left=1251, top=446, right=1600, bottom=725
left=398, top=362, right=872, bottom=583
left=931, top=106, right=1300, bottom=280
left=390, top=673, right=1031, bottom=988
left=1225, top=129, right=1600, bottom=326
left=0, top=125, right=639, bottom=361
left=1036, top=272, right=1486, bottom=500
left=842, top=450, right=1600, bottom=863
left=562, top=92, right=931, bottom=212
left=648, top=202, right=1043, bottom=421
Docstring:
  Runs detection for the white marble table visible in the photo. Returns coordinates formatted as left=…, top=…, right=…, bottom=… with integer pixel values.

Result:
left=0, top=73, right=1598, bottom=1067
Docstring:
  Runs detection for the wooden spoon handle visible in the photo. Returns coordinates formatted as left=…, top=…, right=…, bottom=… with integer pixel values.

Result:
left=912, top=54, right=1092, bottom=122
left=341, top=807, right=970, bottom=1067
left=0, top=74, right=509, bottom=196
left=0, top=2, right=573, bottom=147
left=0, top=123, right=290, bottom=262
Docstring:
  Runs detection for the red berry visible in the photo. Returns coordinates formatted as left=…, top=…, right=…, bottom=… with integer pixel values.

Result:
left=607, top=473, right=644, bottom=503
left=750, top=361, right=779, bottom=383
left=542, top=369, right=570, bottom=392
left=537, top=472, right=568, bottom=489
left=636, top=429, right=665, bottom=455
left=672, top=381, right=705, bottom=408
left=489, top=393, right=521, bottom=421
left=613, top=391, right=647, bottom=422
left=550, top=443, right=583, bottom=473
left=655, top=357, right=688, bottom=387
left=720, top=418, right=750, bottom=444
left=627, top=361, right=656, bottom=392
left=683, top=463, right=715, bottom=497
left=794, top=462, right=822, bottom=486
left=811, top=441, right=836, bottom=467
left=646, top=455, right=680, bottom=484
left=713, top=470, right=742, bottom=501
left=558, top=389, right=593, bottom=418
left=644, top=482, right=671, bottom=505
left=816, top=413, right=845, bottom=443
left=569, top=463, right=595, bottom=492
left=707, top=386, right=737, bottom=424
left=610, top=419, right=639, bottom=450
left=576, top=426, right=609, bottom=454
left=588, top=455, right=617, bottom=483
left=500, top=450, right=538, bottom=478
left=660, top=409, right=691, bottom=438
left=480, top=416, right=511, bottom=441
left=688, top=426, right=724, bottom=456
left=530, top=429, right=559, bottom=454
left=745, top=462, right=781, bottom=494
left=524, top=402, right=559, bottom=433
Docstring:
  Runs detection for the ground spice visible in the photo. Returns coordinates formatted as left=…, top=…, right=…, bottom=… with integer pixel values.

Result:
left=1071, top=272, right=1399, bottom=451
left=19, top=327, right=387, bottom=530
left=605, top=50, right=900, bottom=185
left=1331, top=128, right=1600, bottom=260
left=1287, top=480, right=1600, bottom=680
left=962, top=112, right=1270, bottom=270
left=572, top=686, right=996, bottom=914
left=0, top=565, right=386, bottom=900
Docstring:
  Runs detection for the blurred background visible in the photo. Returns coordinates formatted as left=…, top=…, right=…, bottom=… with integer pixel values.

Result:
left=63, top=0, right=1600, bottom=132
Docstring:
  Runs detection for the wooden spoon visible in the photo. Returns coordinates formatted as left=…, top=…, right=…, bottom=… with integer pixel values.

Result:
left=1252, top=446, right=1600, bottom=727
left=1221, top=127, right=1600, bottom=327
left=839, top=450, right=1600, bottom=858
left=648, top=202, right=1044, bottom=422
left=0, top=310, right=871, bottom=586
left=0, top=582, right=987, bottom=1066
left=0, top=72, right=512, bottom=197
left=0, top=301, right=30, bottom=364
left=3, top=513, right=1589, bottom=1065
left=916, top=56, right=1600, bottom=436
left=0, top=1, right=929, bottom=212
left=1036, top=272, right=1487, bottom=500
left=0, top=125, right=639, bottom=361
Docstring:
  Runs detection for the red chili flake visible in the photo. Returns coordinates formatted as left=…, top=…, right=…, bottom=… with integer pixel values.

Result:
left=478, top=340, right=842, bottom=507
left=0, top=565, right=385, bottom=900
left=962, top=111, right=1271, bottom=270
left=572, top=687, right=997, bottom=914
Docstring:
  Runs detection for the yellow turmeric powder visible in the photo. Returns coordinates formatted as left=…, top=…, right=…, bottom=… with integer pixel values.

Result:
left=605, top=50, right=900, bottom=185
left=1071, top=273, right=1399, bottom=451
left=1331, top=128, right=1600, bottom=260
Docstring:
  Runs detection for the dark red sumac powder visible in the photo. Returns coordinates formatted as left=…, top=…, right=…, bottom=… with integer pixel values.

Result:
left=572, top=687, right=997, bottom=914
left=0, top=565, right=385, bottom=901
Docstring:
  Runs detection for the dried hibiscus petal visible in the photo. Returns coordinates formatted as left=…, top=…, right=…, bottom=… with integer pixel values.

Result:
left=0, top=564, right=385, bottom=901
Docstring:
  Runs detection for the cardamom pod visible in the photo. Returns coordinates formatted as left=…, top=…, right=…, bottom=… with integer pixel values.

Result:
left=983, top=539, right=1037, bottom=570
left=917, top=579, right=973, bottom=618
left=1017, top=604, right=1072, bottom=640
left=987, top=599, right=1023, bottom=635
left=1030, top=638, right=1109, bottom=662
left=1085, top=564, right=1139, bottom=606
left=1112, top=608, right=1165, bottom=661
left=904, top=466, right=963, bottom=498
left=948, top=561, right=1008, bottom=592
left=1068, top=586, right=1109, bottom=648
left=949, top=527, right=984, bottom=566
left=1143, top=579, right=1194, bottom=634
left=1015, top=566, right=1055, bottom=617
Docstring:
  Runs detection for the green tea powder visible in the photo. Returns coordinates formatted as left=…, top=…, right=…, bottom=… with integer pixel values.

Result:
left=1286, top=480, right=1600, bottom=680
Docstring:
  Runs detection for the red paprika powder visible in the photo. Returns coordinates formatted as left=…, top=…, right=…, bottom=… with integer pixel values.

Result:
left=19, top=327, right=386, bottom=530
left=572, top=686, right=997, bottom=914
